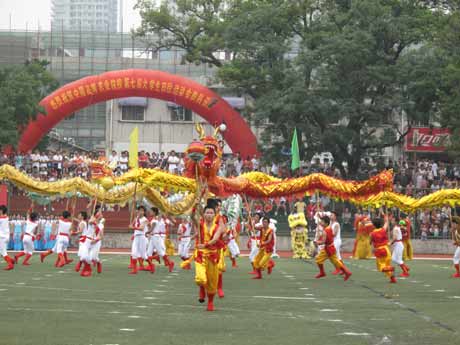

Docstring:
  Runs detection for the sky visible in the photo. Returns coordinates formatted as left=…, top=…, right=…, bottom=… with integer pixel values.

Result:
left=0, top=0, right=142, bottom=31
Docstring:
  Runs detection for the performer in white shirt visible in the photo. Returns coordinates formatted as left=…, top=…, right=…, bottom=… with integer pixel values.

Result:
left=392, top=220, right=410, bottom=277
left=90, top=215, right=105, bottom=274
left=330, top=211, right=343, bottom=275
left=40, top=211, right=74, bottom=267
left=14, top=212, right=40, bottom=265
left=0, top=205, right=15, bottom=270
left=148, top=207, right=174, bottom=272
left=128, top=206, right=149, bottom=274
left=177, top=217, right=192, bottom=261
left=248, top=213, right=262, bottom=274
left=73, top=211, right=88, bottom=273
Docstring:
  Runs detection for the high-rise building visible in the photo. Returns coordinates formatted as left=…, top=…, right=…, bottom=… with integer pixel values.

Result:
left=51, top=0, right=118, bottom=32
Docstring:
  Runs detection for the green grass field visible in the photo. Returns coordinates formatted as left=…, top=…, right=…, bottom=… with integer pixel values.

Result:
left=1, top=255, right=459, bottom=345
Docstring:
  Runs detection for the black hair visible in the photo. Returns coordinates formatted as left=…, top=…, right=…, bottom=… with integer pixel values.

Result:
left=321, top=216, right=330, bottom=226
left=0, top=205, right=7, bottom=215
left=372, top=217, right=383, bottom=228
left=262, top=216, right=270, bottom=223
left=137, top=205, right=146, bottom=212
left=94, top=205, right=101, bottom=216
left=29, top=212, right=38, bottom=222
left=62, top=210, right=71, bottom=219
left=204, top=205, right=216, bottom=213
left=331, top=211, right=338, bottom=217
left=79, top=211, right=88, bottom=220
left=151, top=207, right=159, bottom=216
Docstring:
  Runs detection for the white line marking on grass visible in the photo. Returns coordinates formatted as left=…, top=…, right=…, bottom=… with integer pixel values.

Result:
left=409, top=280, right=419, bottom=283
left=253, top=296, right=315, bottom=300
left=136, top=306, right=147, bottom=308
left=119, top=329, right=135, bottom=332
left=161, top=280, right=169, bottom=283
left=340, top=332, right=370, bottom=336
left=285, top=275, right=295, bottom=278
left=313, top=301, right=322, bottom=303
left=151, top=303, right=172, bottom=306
left=0, top=289, right=7, bottom=291
left=296, top=282, right=302, bottom=285
left=45, top=274, right=52, bottom=277
left=448, top=296, right=460, bottom=299
left=320, top=309, right=339, bottom=312
left=144, top=297, right=157, bottom=300
left=62, top=298, right=135, bottom=305
left=31, top=278, right=41, bottom=281
left=127, top=315, right=141, bottom=319
left=423, top=285, right=431, bottom=287
left=15, top=282, right=25, bottom=285
left=109, top=311, right=122, bottom=314
left=434, top=290, right=446, bottom=292
left=299, top=288, right=309, bottom=290
left=304, top=294, right=314, bottom=296
left=326, top=319, right=343, bottom=322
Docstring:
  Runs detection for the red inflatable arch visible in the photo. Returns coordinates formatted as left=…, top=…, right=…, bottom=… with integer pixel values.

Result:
left=18, top=69, right=259, bottom=157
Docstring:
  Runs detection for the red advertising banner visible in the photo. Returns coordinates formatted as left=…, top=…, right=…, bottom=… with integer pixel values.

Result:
left=405, top=127, right=452, bottom=152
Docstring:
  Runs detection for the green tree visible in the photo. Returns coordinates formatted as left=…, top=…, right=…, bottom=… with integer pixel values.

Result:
left=135, top=0, right=446, bottom=174
left=0, top=60, right=58, bottom=149
left=434, top=5, right=460, bottom=159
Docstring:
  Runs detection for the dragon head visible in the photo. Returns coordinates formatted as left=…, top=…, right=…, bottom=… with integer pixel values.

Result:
left=185, top=123, right=223, bottom=180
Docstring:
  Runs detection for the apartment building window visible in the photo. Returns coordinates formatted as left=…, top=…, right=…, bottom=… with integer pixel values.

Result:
left=121, top=106, right=145, bottom=122
left=168, top=103, right=192, bottom=122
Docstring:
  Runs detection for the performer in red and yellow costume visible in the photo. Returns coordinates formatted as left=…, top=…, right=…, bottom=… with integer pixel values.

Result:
left=369, top=216, right=396, bottom=283
left=314, top=215, right=352, bottom=281
left=194, top=205, right=225, bottom=312
left=401, top=214, right=413, bottom=261
left=451, top=216, right=460, bottom=278
left=252, top=217, right=276, bottom=279
left=352, top=214, right=374, bottom=259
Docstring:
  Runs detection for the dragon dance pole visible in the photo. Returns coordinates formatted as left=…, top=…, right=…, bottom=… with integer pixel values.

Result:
left=129, top=182, right=138, bottom=225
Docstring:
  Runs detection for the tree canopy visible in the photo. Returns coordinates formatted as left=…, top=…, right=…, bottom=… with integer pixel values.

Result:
left=135, top=0, right=458, bottom=174
left=0, top=60, right=58, bottom=149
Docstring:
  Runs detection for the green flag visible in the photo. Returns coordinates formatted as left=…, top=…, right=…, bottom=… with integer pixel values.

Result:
left=291, top=128, right=300, bottom=170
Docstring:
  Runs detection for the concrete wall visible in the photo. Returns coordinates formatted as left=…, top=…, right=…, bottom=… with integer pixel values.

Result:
left=99, top=232, right=456, bottom=255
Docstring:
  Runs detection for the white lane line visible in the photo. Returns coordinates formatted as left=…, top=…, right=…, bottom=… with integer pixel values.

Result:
left=119, top=329, right=135, bottom=332
left=340, top=332, right=370, bottom=336
left=299, top=288, right=309, bottom=290
left=304, top=294, right=314, bottom=296
left=144, top=297, right=157, bottom=300
left=31, top=278, right=41, bottom=281
left=326, top=319, right=343, bottom=322
left=423, top=285, right=431, bottom=287
left=127, top=315, right=141, bottom=319
left=448, top=296, right=460, bottom=299
left=62, top=298, right=135, bottom=304
left=136, top=306, right=147, bottom=308
left=0, top=289, right=8, bottom=291
left=161, top=280, right=169, bottom=283
left=109, top=311, right=122, bottom=314
left=15, top=282, right=26, bottom=285
left=434, top=290, right=446, bottom=292
left=253, top=296, right=315, bottom=300
left=285, top=275, right=295, bottom=278
left=320, top=309, right=339, bottom=312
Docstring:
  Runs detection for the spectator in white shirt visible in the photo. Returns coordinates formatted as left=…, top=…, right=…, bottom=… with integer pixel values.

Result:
left=167, top=150, right=180, bottom=174
left=109, top=150, right=119, bottom=169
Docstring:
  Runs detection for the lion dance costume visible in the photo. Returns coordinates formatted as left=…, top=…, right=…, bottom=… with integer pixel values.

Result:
left=288, top=212, right=310, bottom=259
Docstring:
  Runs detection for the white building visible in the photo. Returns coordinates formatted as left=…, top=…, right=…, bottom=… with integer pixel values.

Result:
left=51, top=0, right=118, bottom=32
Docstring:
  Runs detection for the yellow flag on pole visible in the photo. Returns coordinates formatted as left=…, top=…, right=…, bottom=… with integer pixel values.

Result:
left=128, top=126, right=139, bottom=169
